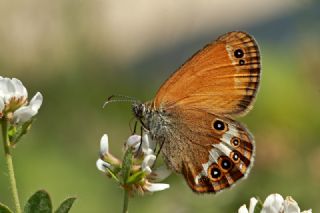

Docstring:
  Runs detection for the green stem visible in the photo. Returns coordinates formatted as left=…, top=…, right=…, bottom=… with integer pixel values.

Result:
left=122, top=189, right=129, bottom=213
left=1, top=119, right=22, bottom=213
left=121, top=148, right=132, bottom=213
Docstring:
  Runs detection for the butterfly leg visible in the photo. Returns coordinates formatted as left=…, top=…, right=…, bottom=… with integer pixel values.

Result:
left=129, top=118, right=138, bottom=134
left=154, top=137, right=165, bottom=162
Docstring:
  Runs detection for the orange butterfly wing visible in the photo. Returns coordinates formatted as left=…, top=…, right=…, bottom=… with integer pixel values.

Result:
left=153, top=31, right=261, bottom=117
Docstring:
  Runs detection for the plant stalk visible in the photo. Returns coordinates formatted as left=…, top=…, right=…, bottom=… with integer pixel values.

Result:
left=122, top=189, right=129, bottom=213
left=1, top=119, right=22, bottom=213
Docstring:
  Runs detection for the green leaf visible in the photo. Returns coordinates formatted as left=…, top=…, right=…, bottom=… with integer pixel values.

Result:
left=8, top=125, right=17, bottom=142
left=0, top=203, right=13, bottom=213
left=254, top=197, right=263, bottom=213
left=9, top=119, right=34, bottom=145
left=54, top=197, right=76, bottom=213
left=106, top=167, right=120, bottom=183
left=24, top=190, right=52, bottom=213
left=126, top=170, right=145, bottom=185
left=121, top=148, right=133, bottom=185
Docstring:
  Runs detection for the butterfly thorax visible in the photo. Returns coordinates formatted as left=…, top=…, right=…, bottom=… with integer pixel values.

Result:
left=132, top=101, right=171, bottom=139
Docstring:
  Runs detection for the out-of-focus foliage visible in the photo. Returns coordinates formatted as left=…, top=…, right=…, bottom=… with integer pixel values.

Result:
left=0, top=1, right=319, bottom=212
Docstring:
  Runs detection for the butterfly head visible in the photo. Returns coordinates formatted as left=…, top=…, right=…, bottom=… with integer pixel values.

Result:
left=132, top=102, right=146, bottom=120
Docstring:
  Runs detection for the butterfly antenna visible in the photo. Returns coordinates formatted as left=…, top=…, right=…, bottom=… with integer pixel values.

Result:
left=103, top=94, right=139, bottom=108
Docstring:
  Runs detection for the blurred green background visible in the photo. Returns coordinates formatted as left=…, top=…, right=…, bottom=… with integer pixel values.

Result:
left=0, top=0, right=320, bottom=212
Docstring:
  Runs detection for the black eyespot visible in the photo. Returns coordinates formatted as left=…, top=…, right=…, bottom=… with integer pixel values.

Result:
left=239, top=59, right=245, bottom=65
left=231, top=137, right=240, bottom=147
left=221, top=159, right=232, bottom=170
left=211, top=167, right=221, bottom=179
left=213, top=120, right=225, bottom=131
left=232, top=152, right=239, bottom=161
left=234, top=49, right=244, bottom=58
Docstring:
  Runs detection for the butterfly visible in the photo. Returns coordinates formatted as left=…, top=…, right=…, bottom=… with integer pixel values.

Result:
left=132, top=31, right=261, bottom=193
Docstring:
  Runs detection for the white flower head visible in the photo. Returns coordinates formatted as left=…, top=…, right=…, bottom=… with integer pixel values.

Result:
left=0, top=76, right=43, bottom=124
left=239, top=193, right=312, bottom=213
left=98, top=132, right=171, bottom=195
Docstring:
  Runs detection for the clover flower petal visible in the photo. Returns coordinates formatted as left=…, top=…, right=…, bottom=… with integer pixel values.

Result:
left=249, top=197, right=258, bottom=213
left=97, top=134, right=121, bottom=167
left=126, top=135, right=141, bottom=153
left=11, top=78, right=27, bottom=98
left=126, top=133, right=156, bottom=156
left=96, top=159, right=111, bottom=173
left=141, top=154, right=156, bottom=175
left=0, top=98, right=4, bottom=115
left=283, top=196, right=300, bottom=213
left=13, top=92, right=43, bottom=123
left=148, top=165, right=172, bottom=182
left=262, top=194, right=284, bottom=213
left=0, top=77, right=27, bottom=105
left=100, top=134, right=109, bottom=155
left=238, top=205, right=249, bottom=213
left=141, top=133, right=155, bottom=155
left=144, top=182, right=170, bottom=192
left=3, top=78, right=15, bottom=102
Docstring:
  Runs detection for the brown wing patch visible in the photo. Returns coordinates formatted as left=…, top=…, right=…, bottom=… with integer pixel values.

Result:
left=163, top=108, right=255, bottom=193
left=153, top=31, right=261, bottom=117
left=218, top=31, right=261, bottom=115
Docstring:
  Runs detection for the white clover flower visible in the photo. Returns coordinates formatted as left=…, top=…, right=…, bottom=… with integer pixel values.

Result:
left=97, top=132, right=171, bottom=194
left=239, top=193, right=312, bottom=213
left=0, top=76, right=43, bottom=124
